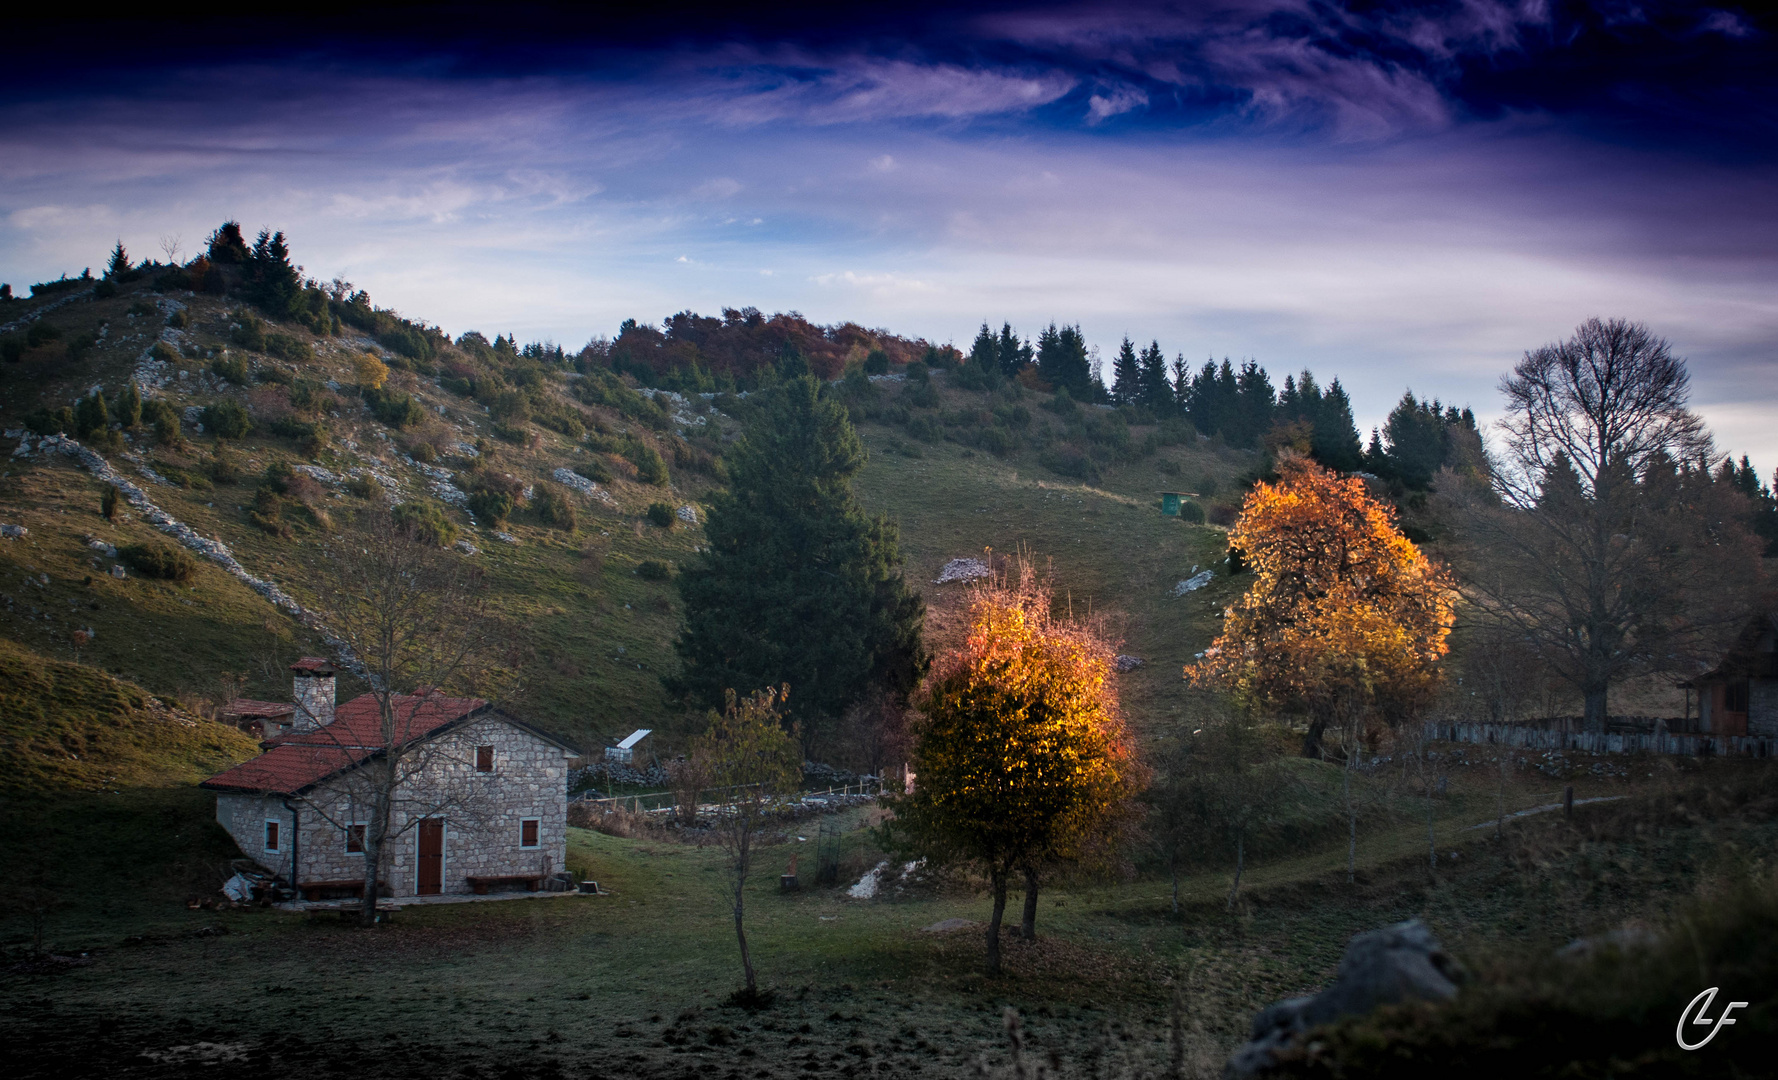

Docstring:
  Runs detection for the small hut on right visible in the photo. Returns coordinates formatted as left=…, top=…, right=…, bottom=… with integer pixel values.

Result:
left=1686, top=611, right=1778, bottom=737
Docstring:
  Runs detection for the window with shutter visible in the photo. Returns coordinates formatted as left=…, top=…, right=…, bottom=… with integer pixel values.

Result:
left=265, top=820, right=280, bottom=852
left=520, top=819, right=539, bottom=848
left=476, top=745, right=494, bottom=772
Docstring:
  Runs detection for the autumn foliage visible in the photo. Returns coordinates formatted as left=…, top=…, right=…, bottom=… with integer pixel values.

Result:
left=1190, top=457, right=1456, bottom=757
left=888, top=555, right=1146, bottom=973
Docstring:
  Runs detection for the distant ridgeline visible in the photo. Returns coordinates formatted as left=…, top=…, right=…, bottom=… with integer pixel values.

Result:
left=2, top=220, right=1491, bottom=491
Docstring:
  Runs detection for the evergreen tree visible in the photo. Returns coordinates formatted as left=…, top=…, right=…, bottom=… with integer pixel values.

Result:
left=1382, top=391, right=1452, bottom=489
left=673, top=377, right=927, bottom=750
left=1035, top=323, right=1093, bottom=399
left=1312, top=378, right=1364, bottom=472
left=206, top=221, right=249, bottom=264
left=1137, top=340, right=1172, bottom=412
left=242, top=229, right=302, bottom=316
left=970, top=322, right=998, bottom=373
left=113, top=382, right=142, bottom=429
left=105, top=241, right=132, bottom=280
left=1227, top=360, right=1275, bottom=448
left=1170, top=354, right=1191, bottom=413
left=1110, top=336, right=1141, bottom=406
left=996, top=323, right=1032, bottom=377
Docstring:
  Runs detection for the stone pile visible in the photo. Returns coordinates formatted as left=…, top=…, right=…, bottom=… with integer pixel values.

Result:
left=934, top=557, right=992, bottom=585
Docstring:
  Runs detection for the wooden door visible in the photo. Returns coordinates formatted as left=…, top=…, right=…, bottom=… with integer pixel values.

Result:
left=417, top=818, right=444, bottom=895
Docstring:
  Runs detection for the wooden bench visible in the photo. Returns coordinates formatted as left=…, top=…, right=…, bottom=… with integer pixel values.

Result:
left=465, top=874, right=545, bottom=895
left=299, top=879, right=366, bottom=902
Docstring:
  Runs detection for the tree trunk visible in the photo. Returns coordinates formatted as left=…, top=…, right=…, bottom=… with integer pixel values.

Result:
left=1427, top=771, right=1438, bottom=876
left=734, top=870, right=756, bottom=993
left=1583, top=684, right=1608, bottom=732
left=358, top=790, right=391, bottom=927
left=985, top=867, right=1008, bottom=975
left=1344, top=751, right=1357, bottom=885
left=1226, top=829, right=1244, bottom=910
left=1170, top=852, right=1179, bottom=917
left=1301, top=716, right=1328, bottom=759
left=1020, top=866, right=1039, bottom=940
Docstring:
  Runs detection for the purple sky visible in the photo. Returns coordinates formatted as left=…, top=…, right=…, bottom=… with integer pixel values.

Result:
left=3, top=2, right=1775, bottom=470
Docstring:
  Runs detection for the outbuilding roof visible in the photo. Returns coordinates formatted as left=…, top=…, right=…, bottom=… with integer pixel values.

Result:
left=222, top=699, right=296, bottom=720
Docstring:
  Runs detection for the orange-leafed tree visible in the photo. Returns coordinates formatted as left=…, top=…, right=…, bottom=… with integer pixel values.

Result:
left=885, top=555, right=1146, bottom=975
left=1191, top=456, right=1456, bottom=759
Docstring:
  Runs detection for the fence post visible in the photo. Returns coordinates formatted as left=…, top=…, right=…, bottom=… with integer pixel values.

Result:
left=1563, top=785, right=1574, bottom=819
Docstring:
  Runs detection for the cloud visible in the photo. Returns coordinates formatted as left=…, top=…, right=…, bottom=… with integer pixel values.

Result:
left=1086, top=85, right=1148, bottom=124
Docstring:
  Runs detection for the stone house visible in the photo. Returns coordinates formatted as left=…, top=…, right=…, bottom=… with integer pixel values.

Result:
left=1687, top=612, right=1778, bottom=737
left=202, top=658, right=576, bottom=898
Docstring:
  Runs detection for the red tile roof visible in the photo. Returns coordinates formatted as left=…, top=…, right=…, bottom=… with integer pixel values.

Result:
left=289, top=657, right=336, bottom=674
left=202, top=691, right=487, bottom=794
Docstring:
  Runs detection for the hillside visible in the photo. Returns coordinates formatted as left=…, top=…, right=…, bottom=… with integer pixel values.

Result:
left=0, top=246, right=1247, bottom=759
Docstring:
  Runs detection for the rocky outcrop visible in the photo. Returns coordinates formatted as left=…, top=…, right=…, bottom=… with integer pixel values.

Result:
left=1227, top=919, right=1463, bottom=1077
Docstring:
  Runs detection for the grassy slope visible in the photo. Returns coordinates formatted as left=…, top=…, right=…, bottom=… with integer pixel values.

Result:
left=1, top=277, right=1253, bottom=756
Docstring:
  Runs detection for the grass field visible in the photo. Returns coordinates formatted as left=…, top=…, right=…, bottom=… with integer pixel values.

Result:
left=6, top=740, right=1771, bottom=1079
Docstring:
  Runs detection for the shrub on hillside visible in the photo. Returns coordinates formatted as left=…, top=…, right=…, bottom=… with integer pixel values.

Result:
left=211, top=354, right=250, bottom=385
left=142, top=398, right=181, bottom=444
left=119, top=543, right=197, bottom=582
left=74, top=391, right=109, bottom=440
left=113, top=383, right=142, bottom=429
left=150, top=341, right=180, bottom=365
left=231, top=313, right=267, bottom=352
left=393, top=500, right=458, bottom=546
left=250, top=488, right=293, bottom=538
left=623, top=437, right=669, bottom=486
left=26, top=321, right=61, bottom=348
left=202, top=400, right=252, bottom=440
left=646, top=502, right=674, bottom=528
left=352, top=354, right=389, bottom=390
left=362, top=385, right=425, bottom=428
left=345, top=474, right=382, bottom=500
left=1039, top=444, right=1099, bottom=484
left=637, top=559, right=673, bottom=581
left=536, top=486, right=577, bottom=531
left=574, top=458, right=613, bottom=484
left=468, top=490, right=514, bottom=526
left=166, top=309, right=189, bottom=330
left=25, top=406, right=76, bottom=437
left=266, top=332, right=314, bottom=364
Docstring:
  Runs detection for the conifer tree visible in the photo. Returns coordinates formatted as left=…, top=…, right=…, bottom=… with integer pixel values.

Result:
left=105, top=241, right=132, bottom=280
left=1137, top=340, right=1171, bottom=412
left=996, top=323, right=1031, bottom=377
left=113, top=382, right=142, bottom=429
left=970, top=323, right=998, bottom=373
left=1110, top=336, right=1141, bottom=406
left=673, top=377, right=926, bottom=751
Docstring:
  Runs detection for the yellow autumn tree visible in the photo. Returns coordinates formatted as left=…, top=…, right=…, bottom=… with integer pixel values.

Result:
left=885, top=555, right=1146, bottom=975
left=1190, top=456, right=1456, bottom=758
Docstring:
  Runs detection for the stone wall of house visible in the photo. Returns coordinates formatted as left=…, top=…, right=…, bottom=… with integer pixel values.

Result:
left=291, top=715, right=571, bottom=896
left=1751, top=678, right=1778, bottom=738
left=216, top=793, right=295, bottom=879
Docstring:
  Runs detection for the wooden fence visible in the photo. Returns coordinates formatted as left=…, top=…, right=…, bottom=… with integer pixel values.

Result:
left=571, top=780, right=881, bottom=817
left=1426, top=721, right=1778, bottom=758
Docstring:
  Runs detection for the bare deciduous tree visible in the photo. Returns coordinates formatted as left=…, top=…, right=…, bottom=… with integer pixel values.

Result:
left=690, top=685, right=801, bottom=1002
left=301, top=506, right=504, bottom=925
left=1454, top=318, right=1765, bottom=728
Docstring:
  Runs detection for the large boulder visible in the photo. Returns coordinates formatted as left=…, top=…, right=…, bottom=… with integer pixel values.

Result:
left=1227, top=919, right=1463, bottom=1077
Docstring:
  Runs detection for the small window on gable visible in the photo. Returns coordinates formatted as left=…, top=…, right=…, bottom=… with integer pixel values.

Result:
left=264, top=820, right=280, bottom=852
left=346, top=824, right=365, bottom=854
left=476, top=745, right=494, bottom=773
left=520, top=818, right=540, bottom=848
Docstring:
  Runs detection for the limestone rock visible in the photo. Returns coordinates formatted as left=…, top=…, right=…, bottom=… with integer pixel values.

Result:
left=1227, top=919, right=1463, bottom=1077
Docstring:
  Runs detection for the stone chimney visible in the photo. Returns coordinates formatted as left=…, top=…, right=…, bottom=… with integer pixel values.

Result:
left=290, top=657, right=337, bottom=732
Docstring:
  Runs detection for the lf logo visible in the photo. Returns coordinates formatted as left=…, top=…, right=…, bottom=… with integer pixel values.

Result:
left=1677, top=988, right=1748, bottom=1050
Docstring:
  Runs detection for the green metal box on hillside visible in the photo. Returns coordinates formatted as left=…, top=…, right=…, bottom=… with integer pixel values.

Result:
left=1158, top=491, right=1198, bottom=517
